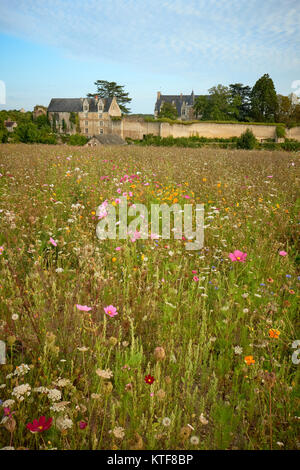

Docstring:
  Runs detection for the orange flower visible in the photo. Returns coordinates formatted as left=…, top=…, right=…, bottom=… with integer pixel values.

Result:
left=269, top=329, right=280, bottom=339
left=244, top=355, right=255, bottom=366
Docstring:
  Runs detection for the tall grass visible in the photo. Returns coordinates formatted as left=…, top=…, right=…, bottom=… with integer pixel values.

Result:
left=0, top=144, right=299, bottom=450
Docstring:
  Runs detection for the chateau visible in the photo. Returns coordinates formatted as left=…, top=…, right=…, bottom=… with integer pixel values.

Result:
left=46, top=94, right=300, bottom=143
left=154, top=91, right=201, bottom=120
left=47, top=96, right=122, bottom=136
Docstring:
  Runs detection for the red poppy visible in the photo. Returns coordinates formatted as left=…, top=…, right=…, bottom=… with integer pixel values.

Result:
left=26, top=416, right=53, bottom=433
left=144, top=374, right=155, bottom=385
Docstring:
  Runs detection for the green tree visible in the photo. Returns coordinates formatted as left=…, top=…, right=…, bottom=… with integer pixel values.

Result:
left=229, top=83, right=252, bottom=121
left=250, top=74, right=278, bottom=122
left=208, top=85, right=233, bottom=120
left=291, top=104, right=300, bottom=123
left=35, top=114, right=51, bottom=130
left=158, top=102, right=178, bottom=120
left=237, top=129, right=257, bottom=149
left=194, top=85, right=240, bottom=121
left=276, top=95, right=293, bottom=124
left=87, top=80, right=132, bottom=114
left=193, top=95, right=210, bottom=120
left=15, top=122, right=40, bottom=143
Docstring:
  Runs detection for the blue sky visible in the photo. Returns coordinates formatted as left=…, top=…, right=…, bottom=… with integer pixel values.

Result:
left=0, top=0, right=299, bottom=113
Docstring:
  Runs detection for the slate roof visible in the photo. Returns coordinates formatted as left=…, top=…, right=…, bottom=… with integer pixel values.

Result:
left=155, top=91, right=209, bottom=116
left=155, top=92, right=196, bottom=115
left=90, top=134, right=127, bottom=145
left=47, top=97, right=115, bottom=113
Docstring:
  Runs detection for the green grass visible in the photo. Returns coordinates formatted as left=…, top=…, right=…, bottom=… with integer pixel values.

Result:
left=0, top=144, right=299, bottom=450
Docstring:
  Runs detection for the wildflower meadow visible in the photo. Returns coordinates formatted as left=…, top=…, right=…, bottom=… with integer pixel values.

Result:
left=0, top=143, right=299, bottom=450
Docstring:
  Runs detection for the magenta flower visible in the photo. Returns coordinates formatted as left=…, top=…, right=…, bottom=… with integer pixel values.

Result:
left=104, top=305, right=118, bottom=317
left=229, top=250, right=247, bottom=263
left=49, top=237, right=57, bottom=247
left=26, top=416, right=53, bottom=433
left=0, top=246, right=4, bottom=255
left=76, top=304, right=92, bottom=312
left=279, top=250, right=287, bottom=257
left=79, top=420, right=88, bottom=430
left=193, top=276, right=199, bottom=282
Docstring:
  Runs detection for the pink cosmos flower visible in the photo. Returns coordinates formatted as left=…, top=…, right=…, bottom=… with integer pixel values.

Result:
left=115, top=247, right=121, bottom=251
left=279, top=250, right=287, bottom=257
left=192, top=270, right=197, bottom=274
left=104, top=305, right=118, bottom=317
left=49, top=237, right=57, bottom=247
left=130, top=230, right=141, bottom=242
left=76, top=304, right=92, bottom=312
left=117, top=188, right=122, bottom=194
left=0, top=246, right=4, bottom=255
left=229, top=250, right=247, bottom=262
left=193, top=276, right=199, bottom=282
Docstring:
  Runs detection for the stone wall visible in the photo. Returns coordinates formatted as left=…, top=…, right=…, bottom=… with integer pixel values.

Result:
left=286, top=126, right=300, bottom=141
left=117, top=120, right=300, bottom=142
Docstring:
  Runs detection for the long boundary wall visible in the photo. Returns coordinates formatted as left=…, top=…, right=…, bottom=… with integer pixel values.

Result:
left=110, top=119, right=300, bottom=142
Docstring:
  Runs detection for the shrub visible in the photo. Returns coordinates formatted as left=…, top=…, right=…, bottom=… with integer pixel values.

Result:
left=276, top=126, right=285, bottom=138
left=281, top=141, right=300, bottom=151
left=68, top=134, right=88, bottom=146
left=237, top=129, right=257, bottom=149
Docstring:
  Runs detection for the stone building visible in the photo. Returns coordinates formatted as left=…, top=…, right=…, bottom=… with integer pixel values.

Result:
left=154, top=91, right=201, bottom=120
left=4, top=120, right=17, bottom=132
left=33, top=105, right=47, bottom=118
left=85, top=134, right=127, bottom=146
left=47, top=96, right=122, bottom=135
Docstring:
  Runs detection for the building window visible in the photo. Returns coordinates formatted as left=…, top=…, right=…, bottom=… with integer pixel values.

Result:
left=100, top=121, right=103, bottom=126
left=85, top=120, right=88, bottom=125
left=85, top=128, right=88, bottom=134
left=99, top=112, right=103, bottom=118
left=100, top=128, right=104, bottom=134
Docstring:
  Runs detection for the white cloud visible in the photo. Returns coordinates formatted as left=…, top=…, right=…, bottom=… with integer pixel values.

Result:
left=0, top=0, right=299, bottom=77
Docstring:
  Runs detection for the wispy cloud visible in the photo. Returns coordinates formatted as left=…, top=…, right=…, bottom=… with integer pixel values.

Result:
left=0, top=0, right=299, bottom=74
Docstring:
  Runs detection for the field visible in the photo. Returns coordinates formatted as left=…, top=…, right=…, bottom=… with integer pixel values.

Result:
left=0, top=143, right=299, bottom=450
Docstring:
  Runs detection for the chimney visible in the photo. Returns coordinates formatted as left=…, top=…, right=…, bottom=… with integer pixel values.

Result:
left=95, top=95, right=98, bottom=102
left=157, top=91, right=161, bottom=100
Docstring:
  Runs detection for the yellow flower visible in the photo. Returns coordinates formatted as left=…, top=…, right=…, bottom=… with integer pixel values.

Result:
left=112, top=257, right=117, bottom=262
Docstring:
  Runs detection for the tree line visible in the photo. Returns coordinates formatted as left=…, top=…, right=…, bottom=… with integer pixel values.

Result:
left=158, top=74, right=300, bottom=125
